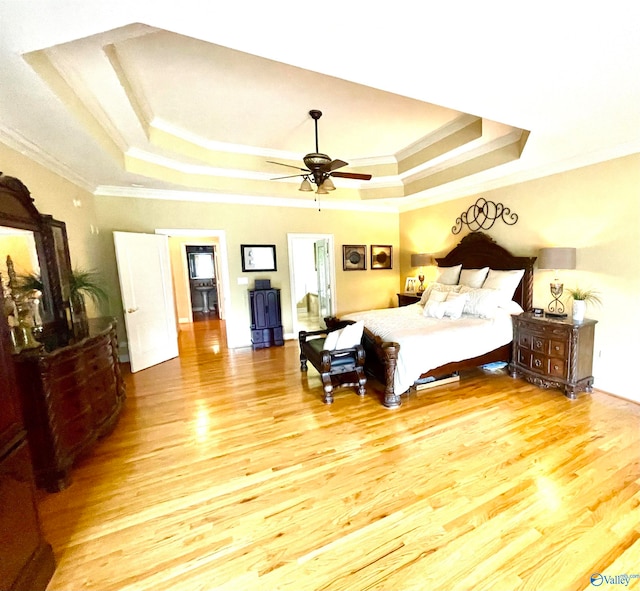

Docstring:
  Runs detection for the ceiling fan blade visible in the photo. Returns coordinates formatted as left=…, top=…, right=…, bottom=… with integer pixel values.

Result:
left=324, top=159, right=349, bottom=172
left=271, top=173, right=304, bottom=180
left=331, top=171, right=373, bottom=181
left=267, top=160, right=309, bottom=172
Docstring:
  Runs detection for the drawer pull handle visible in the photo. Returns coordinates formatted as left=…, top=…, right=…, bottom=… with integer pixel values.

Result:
left=554, top=345, right=560, bottom=351
left=534, top=359, right=542, bottom=368
left=554, top=365, right=559, bottom=370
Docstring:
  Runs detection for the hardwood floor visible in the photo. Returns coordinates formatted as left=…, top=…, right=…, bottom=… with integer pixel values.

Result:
left=39, top=318, right=640, bottom=591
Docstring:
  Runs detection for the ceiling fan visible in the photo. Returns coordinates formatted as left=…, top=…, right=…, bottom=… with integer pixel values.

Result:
left=268, top=109, right=372, bottom=195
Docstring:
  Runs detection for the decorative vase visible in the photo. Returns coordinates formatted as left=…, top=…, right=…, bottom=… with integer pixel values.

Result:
left=572, top=300, right=586, bottom=323
left=71, top=291, right=89, bottom=339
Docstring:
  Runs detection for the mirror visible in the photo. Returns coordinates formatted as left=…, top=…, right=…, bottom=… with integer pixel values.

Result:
left=188, top=252, right=215, bottom=280
left=0, top=173, right=73, bottom=345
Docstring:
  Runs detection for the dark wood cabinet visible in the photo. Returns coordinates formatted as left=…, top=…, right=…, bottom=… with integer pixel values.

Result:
left=0, top=290, right=55, bottom=591
left=249, top=288, right=283, bottom=350
left=510, top=313, right=597, bottom=399
left=13, top=318, right=126, bottom=491
left=397, top=292, right=421, bottom=307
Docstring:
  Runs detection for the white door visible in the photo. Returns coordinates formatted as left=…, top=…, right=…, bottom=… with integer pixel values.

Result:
left=113, top=231, right=178, bottom=372
left=315, top=239, right=332, bottom=329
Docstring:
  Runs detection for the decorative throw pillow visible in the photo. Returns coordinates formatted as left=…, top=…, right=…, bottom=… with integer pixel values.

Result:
left=442, top=291, right=468, bottom=320
left=434, top=264, right=462, bottom=285
left=323, top=328, right=342, bottom=351
left=422, top=291, right=468, bottom=320
left=334, top=320, right=364, bottom=350
left=459, top=267, right=490, bottom=288
left=422, top=290, right=448, bottom=319
left=459, top=285, right=501, bottom=318
left=482, top=269, right=525, bottom=303
left=419, top=282, right=462, bottom=305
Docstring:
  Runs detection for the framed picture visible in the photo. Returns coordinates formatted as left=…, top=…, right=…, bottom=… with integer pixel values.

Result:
left=404, top=276, right=418, bottom=293
left=342, top=245, right=366, bottom=271
left=241, top=244, right=277, bottom=272
left=371, top=245, right=392, bottom=270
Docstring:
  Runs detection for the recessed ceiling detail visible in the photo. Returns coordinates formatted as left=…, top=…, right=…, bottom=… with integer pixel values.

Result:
left=19, top=23, right=531, bottom=206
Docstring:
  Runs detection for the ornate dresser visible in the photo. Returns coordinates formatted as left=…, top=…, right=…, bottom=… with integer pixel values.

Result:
left=13, top=318, right=126, bottom=491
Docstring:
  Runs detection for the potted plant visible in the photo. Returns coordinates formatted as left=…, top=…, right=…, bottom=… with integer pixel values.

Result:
left=69, top=268, right=109, bottom=338
left=567, top=287, right=601, bottom=322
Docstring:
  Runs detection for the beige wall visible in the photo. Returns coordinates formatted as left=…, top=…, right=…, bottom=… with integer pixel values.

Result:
left=400, top=153, right=640, bottom=402
left=93, top=196, right=400, bottom=348
left=4, top=139, right=637, bottom=401
left=0, top=143, right=104, bottom=314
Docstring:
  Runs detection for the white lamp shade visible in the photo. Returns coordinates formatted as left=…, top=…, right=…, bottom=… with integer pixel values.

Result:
left=323, top=176, right=335, bottom=191
left=537, top=247, right=576, bottom=270
left=298, top=178, right=313, bottom=192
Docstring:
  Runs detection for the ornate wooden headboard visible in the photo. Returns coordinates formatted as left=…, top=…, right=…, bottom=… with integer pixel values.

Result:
left=435, top=232, right=536, bottom=311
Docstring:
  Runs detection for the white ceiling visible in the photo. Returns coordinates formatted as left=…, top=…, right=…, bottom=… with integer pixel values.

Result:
left=0, top=1, right=638, bottom=212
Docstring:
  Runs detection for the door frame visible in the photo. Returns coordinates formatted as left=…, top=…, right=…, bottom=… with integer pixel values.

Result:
left=287, top=233, right=336, bottom=336
left=155, top=228, right=231, bottom=327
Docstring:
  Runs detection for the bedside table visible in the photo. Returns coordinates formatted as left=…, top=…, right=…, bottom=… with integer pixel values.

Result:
left=509, top=313, right=597, bottom=399
left=397, top=292, right=421, bottom=307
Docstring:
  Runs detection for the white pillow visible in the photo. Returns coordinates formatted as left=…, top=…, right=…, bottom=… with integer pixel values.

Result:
left=459, top=285, right=501, bottom=318
left=434, top=264, right=462, bottom=285
left=482, top=269, right=525, bottom=302
left=419, top=282, right=461, bottom=305
left=335, top=320, right=364, bottom=350
left=442, top=291, right=468, bottom=320
left=423, top=291, right=468, bottom=320
left=422, top=290, right=448, bottom=319
left=323, top=329, right=341, bottom=351
left=459, top=267, right=490, bottom=288
left=500, top=300, right=525, bottom=315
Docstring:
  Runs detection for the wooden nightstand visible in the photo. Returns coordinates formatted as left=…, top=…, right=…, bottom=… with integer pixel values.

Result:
left=509, top=313, right=597, bottom=399
left=397, top=293, right=421, bottom=307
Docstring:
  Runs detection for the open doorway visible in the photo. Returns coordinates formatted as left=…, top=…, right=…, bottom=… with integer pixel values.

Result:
left=288, top=233, right=336, bottom=334
left=186, top=245, right=219, bottom=320
left=156, top=229, right=230, bottom=333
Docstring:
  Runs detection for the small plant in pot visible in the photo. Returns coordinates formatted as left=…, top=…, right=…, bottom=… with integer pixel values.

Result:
left=567, top=287, right=601, bottom=322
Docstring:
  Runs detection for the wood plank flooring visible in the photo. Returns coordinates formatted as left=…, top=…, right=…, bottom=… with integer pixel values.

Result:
left=39, top=318, right=640, bottom=591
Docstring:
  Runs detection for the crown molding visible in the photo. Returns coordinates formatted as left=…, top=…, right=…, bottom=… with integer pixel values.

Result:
left=0, top=124, right=95, bottom=192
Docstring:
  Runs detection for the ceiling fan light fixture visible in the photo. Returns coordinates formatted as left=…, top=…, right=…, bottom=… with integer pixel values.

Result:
left=299, top=177, right=313, bottom=192
left=323, top=176, right=336, bottom=191
left=316, top=183, right=329, bottom=195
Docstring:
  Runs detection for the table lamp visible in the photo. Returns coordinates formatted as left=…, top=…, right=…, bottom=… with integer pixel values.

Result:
left=411, top=253, right=433, bottom=293
left=537, top=247, right=576, bottom=317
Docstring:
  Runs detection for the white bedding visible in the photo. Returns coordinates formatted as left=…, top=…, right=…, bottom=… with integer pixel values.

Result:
left=343, top=303, right=515, bottom=395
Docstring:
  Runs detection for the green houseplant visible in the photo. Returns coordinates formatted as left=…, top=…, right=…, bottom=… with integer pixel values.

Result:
left=567, top=287, right=601, bottom=322
left=17, top=269, right=108, bottom=310
left=69, top=268, right=109, bottom=311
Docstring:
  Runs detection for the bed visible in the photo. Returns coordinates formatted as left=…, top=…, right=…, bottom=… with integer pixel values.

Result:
left=326, top=233, right=536, bottom=408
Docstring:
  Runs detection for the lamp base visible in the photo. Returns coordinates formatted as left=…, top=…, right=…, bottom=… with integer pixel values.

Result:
left=545, top=311, right=568, bottom=318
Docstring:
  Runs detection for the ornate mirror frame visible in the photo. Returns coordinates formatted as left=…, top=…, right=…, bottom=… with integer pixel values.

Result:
left=0, top=173, right=73, bottom=343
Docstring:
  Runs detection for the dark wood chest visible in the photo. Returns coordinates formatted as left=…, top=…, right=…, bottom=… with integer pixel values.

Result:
left=510, top=313, right=597, bottom=399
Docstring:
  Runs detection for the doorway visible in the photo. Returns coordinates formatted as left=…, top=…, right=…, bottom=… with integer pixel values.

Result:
left=186, top=245, right=219, bottom=320
left=288, top=233, right=336, bottom=334
left=156, top=228, right=231, bottom=333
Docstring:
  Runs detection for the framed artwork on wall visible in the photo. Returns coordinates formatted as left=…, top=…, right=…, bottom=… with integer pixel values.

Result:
left=404, top=277, right=418, bottom=293
left=241, top=244, right=277, bottom=272
left=342, top=245, right=366, bottom=271
left=371, top=245, right=392, bottom=270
